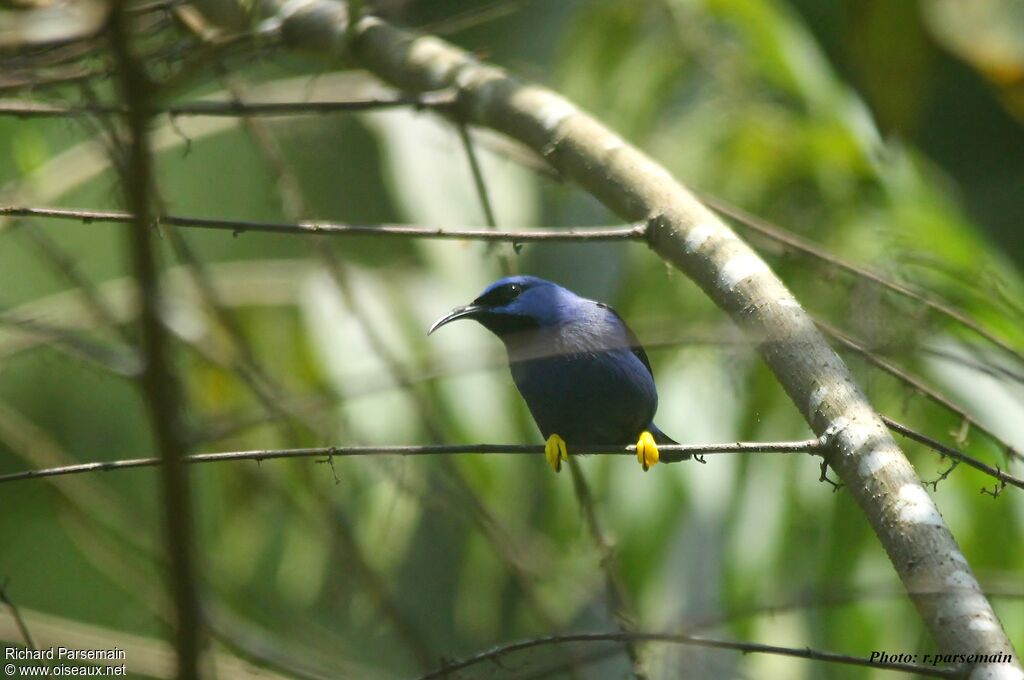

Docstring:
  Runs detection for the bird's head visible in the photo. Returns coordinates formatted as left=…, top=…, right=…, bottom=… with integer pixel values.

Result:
left=428, top=276, right=572, bottom=339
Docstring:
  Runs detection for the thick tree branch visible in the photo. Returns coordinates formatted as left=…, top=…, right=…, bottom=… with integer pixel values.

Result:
left=256, top=7, right=1023, bottom=675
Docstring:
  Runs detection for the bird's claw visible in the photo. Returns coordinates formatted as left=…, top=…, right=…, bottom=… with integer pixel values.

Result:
left=545, top=433, right=568, bottom=473
left=636, top=431, right=659, bottom=471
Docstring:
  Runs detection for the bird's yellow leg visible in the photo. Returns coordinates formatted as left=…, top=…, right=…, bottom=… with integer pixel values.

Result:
left=545, top=433, right=568, bottom=473
left=636, top=431, right=659, bottom=471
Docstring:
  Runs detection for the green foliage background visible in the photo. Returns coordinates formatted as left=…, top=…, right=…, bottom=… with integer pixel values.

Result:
left=0, top=0, right=1022, bottom=678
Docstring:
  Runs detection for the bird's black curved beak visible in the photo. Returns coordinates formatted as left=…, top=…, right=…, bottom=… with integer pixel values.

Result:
left=428, top=304, right=485, bottom=335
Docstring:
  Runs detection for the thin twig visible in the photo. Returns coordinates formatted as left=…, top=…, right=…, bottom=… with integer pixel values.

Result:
left=703, top=194, right=1024, bottom=366
left=0, top=399, right=158, bottom=556
left=924, top=460, right=960, bottom=492
left=515, top=647, right=624, bottom=680
left=165, top=229, right=320, bottom=440
left=884, top=417, right=1024, bottom=492
left=1, top=39, right=101, bottom=71
left=685, top=582, right=1024, bottom=632
left=819, top=319, right=1023, bottom=464
left=13, top=227, right=109, bottom=325
left=126, top=0, right=185, bottom=15
left=207, top=607, right=361, bottom=680
left=0, top=22, right=272, bottom=96
left=409, top=630, right=956, bottom=680
left=417, top=0, right=533, bottom=35
left=13, top=222, right=131, bottom=342
left=0, top=67, right=99, bottom=95
left=456, top=121, right=514, bottom=275
left=921, top=346, right=1024, bottom=386
left=0, top=579, right=37, bottom=651
left=0, top=206, right=646, bottom=241
left=0, top=92, right=456, bottom=118
left=203, top=67, right=348, bottom=439
left=0, top=313, right=140, bottom=376
left=320, top=488, right=436, bottom=667
left=567, top=461, right=646, bottom=679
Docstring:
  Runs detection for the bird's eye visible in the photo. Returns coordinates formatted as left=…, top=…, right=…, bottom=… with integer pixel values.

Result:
left=475, top=281, right=527, bottom=308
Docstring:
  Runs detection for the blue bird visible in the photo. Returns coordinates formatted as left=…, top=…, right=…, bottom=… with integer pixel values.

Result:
left=429, top=275, right=682, bottom=472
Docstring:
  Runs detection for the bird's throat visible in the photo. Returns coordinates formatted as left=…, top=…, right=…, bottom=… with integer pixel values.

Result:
left=479, top=314, right=540, bottom=345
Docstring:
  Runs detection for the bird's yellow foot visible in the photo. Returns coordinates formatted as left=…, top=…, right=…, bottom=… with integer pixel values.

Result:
left=545, top=433, right=568, bottom=473
left=636, top=431, right=659, bottom=471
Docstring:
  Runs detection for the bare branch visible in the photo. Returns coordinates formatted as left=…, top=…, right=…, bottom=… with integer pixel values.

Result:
left=924, top=460, right=961, bottom=492
left=921, top=346, right=1024, bottom=386
left=0, top=439, right=824, bottom=485
left=0, top=91, right=455, bottom=118
left=207, top=607, right=370, bottom=680
left=13, top=222, right=130, bottom=341
left=0, top=205, right=645, bottom=241
left=567, top=461, right=646, bottom=679
left=456, top=120, right=515, bottom=274
left=410, top=630, right=957, bottom=680
left=164, top=229, right=321, bottom=440
left=126, top=0, right=186, bottom=15
left=703, top=194, right=1024, bottom=366
left=0, top=313, right=140, bottom=375
left=820, top=319, right=1023, bottom=465
left=687, top=582, right=1024, bottom=632
left=0, top=579, right=37, bottom=651
left=0, top=67, right=100, bottom=95
left=884, top=417, right=1024, bottom=492
left=416, top=0, right=532, bottom=35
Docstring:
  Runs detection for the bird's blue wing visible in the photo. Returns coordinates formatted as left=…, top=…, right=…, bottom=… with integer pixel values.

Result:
left=596, top=302, right=653, bottom=378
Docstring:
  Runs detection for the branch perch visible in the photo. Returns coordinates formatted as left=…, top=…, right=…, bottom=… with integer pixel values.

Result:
left=0, top=439, right=824, bottom=484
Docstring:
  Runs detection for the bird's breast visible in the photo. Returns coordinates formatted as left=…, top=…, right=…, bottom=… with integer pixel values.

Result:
left=509, top=348, right=657, bottom=445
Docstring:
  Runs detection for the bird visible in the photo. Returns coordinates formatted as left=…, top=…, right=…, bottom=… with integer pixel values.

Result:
left=429, top=275, right=683, bottom=472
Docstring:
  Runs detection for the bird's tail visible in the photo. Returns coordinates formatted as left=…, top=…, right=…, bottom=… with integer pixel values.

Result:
left=649, top=424, right=690, bottom=462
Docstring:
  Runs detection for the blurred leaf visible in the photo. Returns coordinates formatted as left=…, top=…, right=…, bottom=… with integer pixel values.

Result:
left=0, top=0, right=108, bottom=48
left=924, top=0, right=1024, bottom=120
